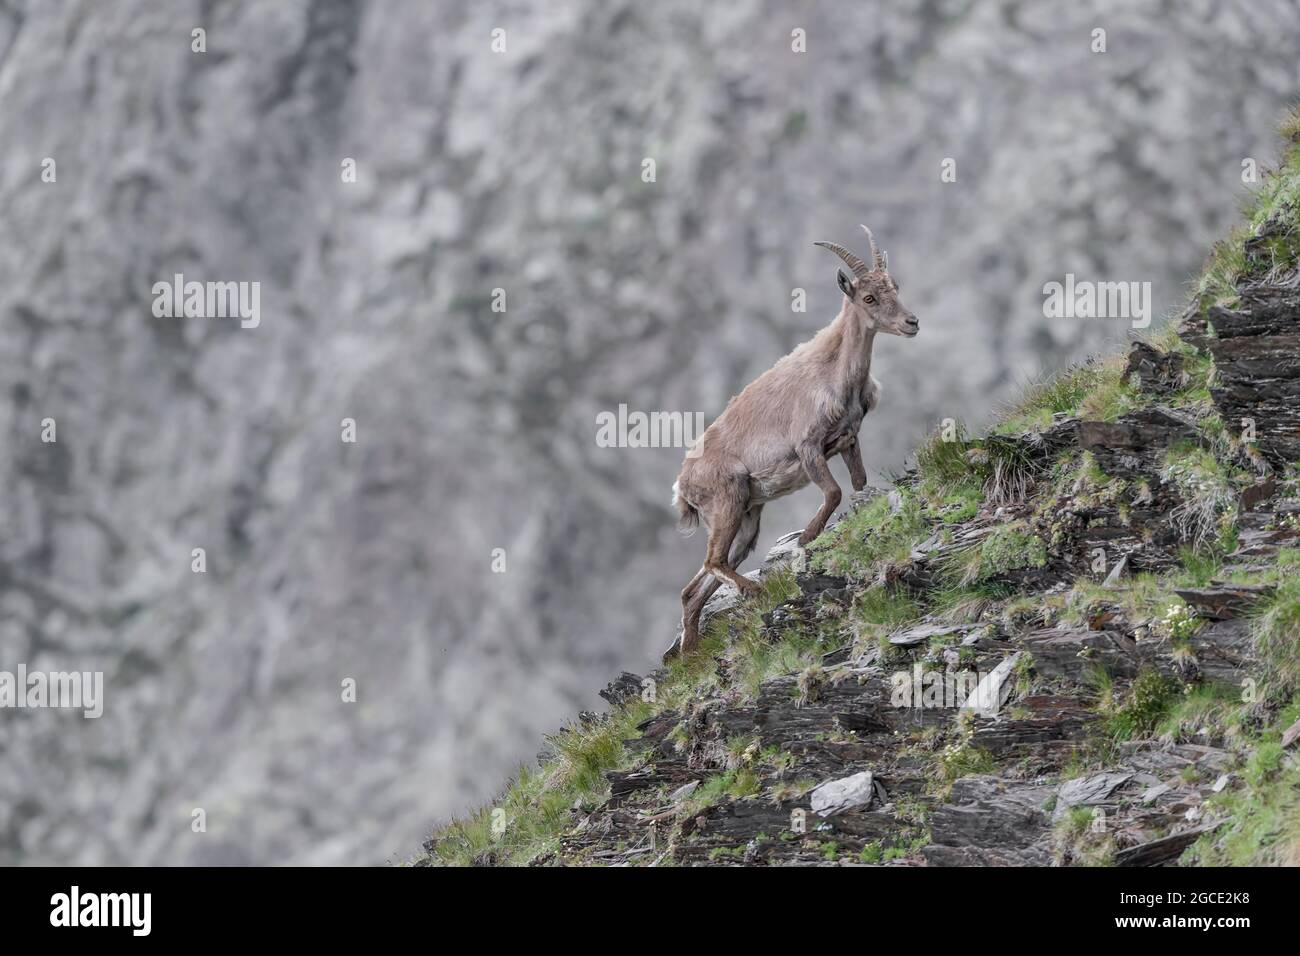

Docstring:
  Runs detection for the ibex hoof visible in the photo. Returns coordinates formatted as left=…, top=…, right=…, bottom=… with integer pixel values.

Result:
left=797, top=528, right=822, bottom=547
left=664, top=635, right=693, bottom=664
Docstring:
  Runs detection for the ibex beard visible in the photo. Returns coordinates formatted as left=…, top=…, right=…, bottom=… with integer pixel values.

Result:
left=667, top=225, right=919, bottom=662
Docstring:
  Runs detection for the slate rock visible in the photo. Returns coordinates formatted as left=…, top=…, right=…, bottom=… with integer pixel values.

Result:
left=811, top=770, right=879, bottom=817
left=1054, top=772, right=1133, bottom=819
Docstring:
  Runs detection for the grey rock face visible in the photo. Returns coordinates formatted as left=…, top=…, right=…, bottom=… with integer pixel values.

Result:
left=925, top=775, right=1055, bottom=863
left=2, top=0, right=1299, bottom=865
left=1206, top=283, right=1300, bottom=468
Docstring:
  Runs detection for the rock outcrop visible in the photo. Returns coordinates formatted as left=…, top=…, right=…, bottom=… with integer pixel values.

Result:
left=1204, top=281, right=1300, bottom=468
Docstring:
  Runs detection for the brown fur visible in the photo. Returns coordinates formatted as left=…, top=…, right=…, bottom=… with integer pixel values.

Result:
left=667, top=229, right=918, bottom=660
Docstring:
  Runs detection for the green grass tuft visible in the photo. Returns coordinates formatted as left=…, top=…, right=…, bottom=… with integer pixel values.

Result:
left=810, top=490, right=931, bottom=578
left=1101, top=669, right=1181, bottom=741
left=1252, top=575, right=1300, bottom=700
left=994, top=360, right=1115, bottom=434
left=944, top=521, right=1048, bottom=587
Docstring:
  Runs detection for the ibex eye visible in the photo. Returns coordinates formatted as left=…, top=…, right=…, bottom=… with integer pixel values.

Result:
left=864, top=294, right=876, bottom=304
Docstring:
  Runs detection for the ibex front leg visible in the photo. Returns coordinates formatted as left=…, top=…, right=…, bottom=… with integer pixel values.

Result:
left=842, top=436, right=868, bottom=492
left=797, top=443, right=842, bottom=546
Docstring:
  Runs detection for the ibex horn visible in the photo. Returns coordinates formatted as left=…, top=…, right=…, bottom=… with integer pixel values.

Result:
left=860, top=224, right=884, bottom=271
left=813, top=240, right=872, bottom=280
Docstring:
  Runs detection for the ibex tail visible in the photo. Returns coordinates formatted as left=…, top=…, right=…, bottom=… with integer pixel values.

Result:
left=671, top=481, right=700, bottom=536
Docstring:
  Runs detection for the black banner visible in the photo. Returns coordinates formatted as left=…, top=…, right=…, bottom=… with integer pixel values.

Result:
left=0, top=865, right=1275, bottom=942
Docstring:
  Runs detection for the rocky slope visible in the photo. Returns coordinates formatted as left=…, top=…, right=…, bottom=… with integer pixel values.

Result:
left=419, top=116, right=1300, bottom=866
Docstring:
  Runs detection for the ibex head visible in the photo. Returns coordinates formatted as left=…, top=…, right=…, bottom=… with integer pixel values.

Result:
left=815, top=225, right=919, bottom=337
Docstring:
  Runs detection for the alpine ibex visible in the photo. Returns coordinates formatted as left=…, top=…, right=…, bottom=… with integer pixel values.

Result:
left=667, top=225, right=918, bottom=661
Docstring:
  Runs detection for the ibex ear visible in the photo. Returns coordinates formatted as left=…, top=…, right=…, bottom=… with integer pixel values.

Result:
left=836, top=269, right=854, bottom=297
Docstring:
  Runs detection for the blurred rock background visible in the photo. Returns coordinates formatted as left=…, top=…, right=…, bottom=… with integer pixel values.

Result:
left=0, top=0, right=1296, bottom=865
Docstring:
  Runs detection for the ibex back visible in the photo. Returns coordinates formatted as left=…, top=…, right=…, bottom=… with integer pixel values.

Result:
left=667, top=225, right=919, bottom=661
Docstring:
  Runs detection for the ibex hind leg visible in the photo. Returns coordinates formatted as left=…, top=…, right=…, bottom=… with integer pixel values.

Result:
left=670, top=570, right=722, bottom=663
left=729, top=504, right=763, bottom=571
left=705, top=496, right=764, bottom=596
left=669, top=565, right=712, bottom=662
left=668, top=505, right=764, bottom=663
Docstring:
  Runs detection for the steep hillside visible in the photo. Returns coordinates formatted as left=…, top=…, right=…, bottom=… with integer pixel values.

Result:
left=416, top=114, right=1300, bottom=868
